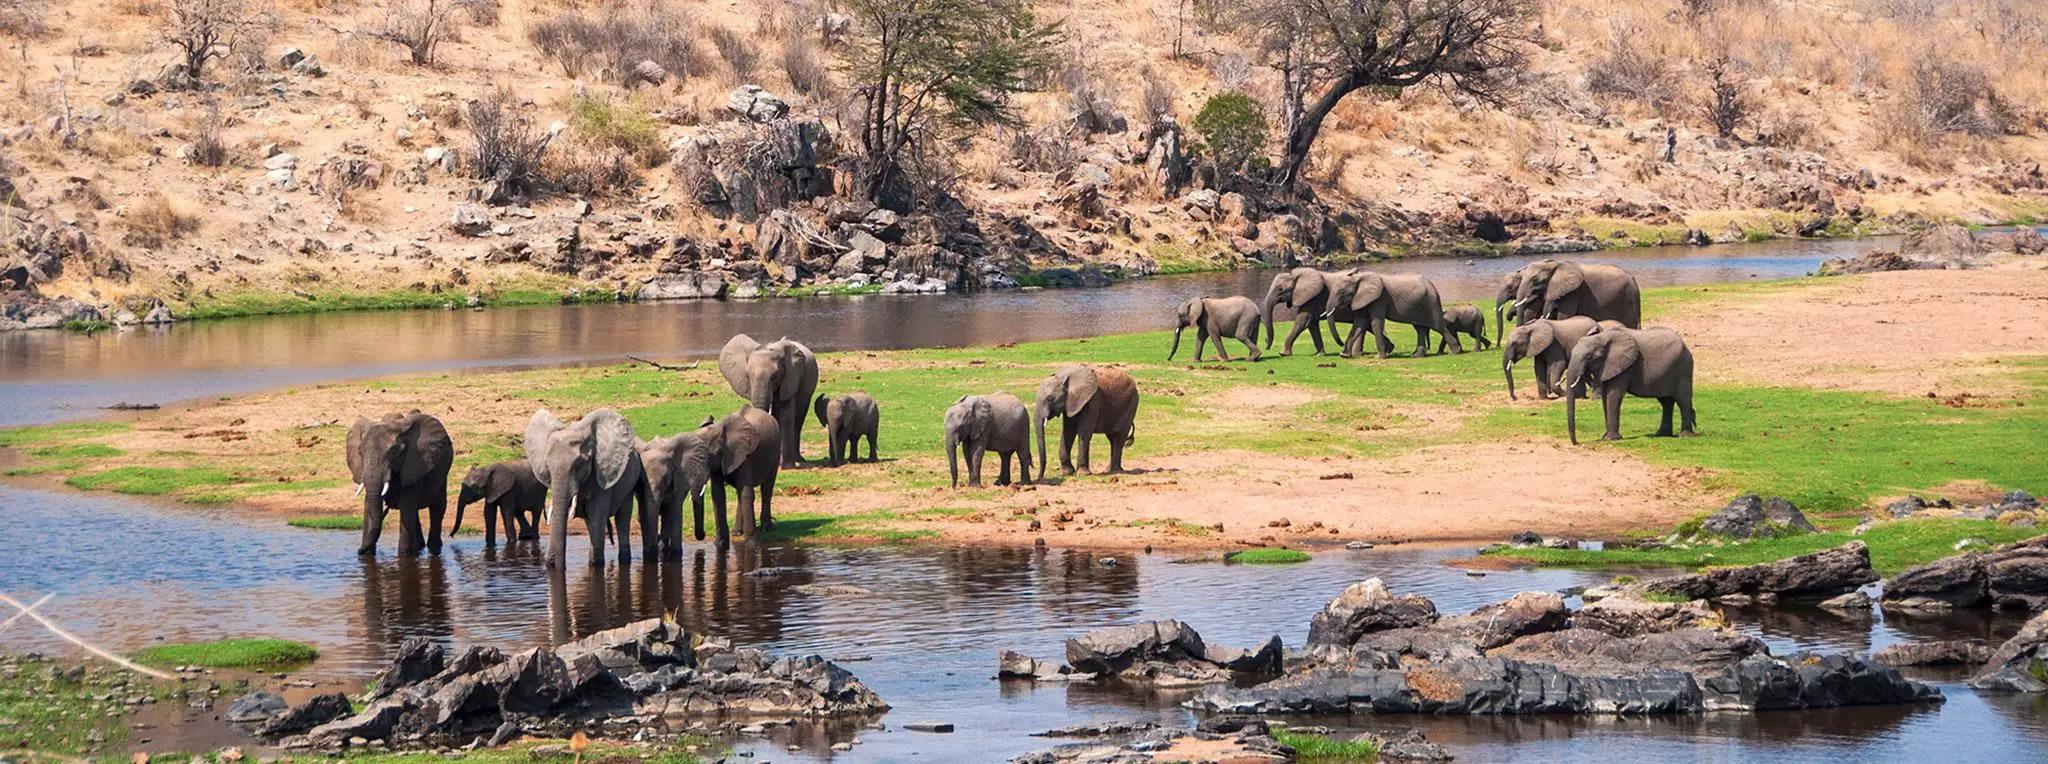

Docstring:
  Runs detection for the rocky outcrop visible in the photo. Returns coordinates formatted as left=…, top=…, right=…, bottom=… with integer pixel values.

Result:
left=1305, top=578, right=1440, bottom=648
left=1637, top=542, right=1877, bottom=601
left=1059, top=620, right=1282, bottom=686
left=1881, top=535, right=2048, bottom=612
left=1574, top=591, right=1719, bottom=637
left=1872, top=640, right=1995, bottom=668
left=998, top=650, right=1094, bottom=682
left=1819, top=223, right=1984, bottom=275
left=1696, top=495, right=1816, bottom=539
left=634, top=271, right=728, bottom=301
left=254, top=693, right=350, bottom=736
left=1969, top=610, right=2048, bottom=692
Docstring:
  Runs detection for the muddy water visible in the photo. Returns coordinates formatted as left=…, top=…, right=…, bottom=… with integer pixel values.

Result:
left=0, top=238, right=1869, bottom=427
left=5, top=485, right=2045, bottom=762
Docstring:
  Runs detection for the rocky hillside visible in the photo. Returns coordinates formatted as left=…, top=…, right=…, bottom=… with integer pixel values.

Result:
left=2, top=0, right=2046, bottom=328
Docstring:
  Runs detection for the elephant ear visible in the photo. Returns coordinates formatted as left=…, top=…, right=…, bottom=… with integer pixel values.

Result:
left=968, top=397, right=992, bottom=442
left=345, top=417, right=371, bottom=483
left=1349, top=273, right=1386, bottom=311
left=780, top=341, right=817, bottom=404
left=525, top=409, right=565, bottom=485
left=1550, top=262, right=1586, bottom=300
left=718, top=334, right=761, bottom=398
left=813, top=393, right=830, bottom=428
left=1599, top=333, right=1642, bottom=383
left=720, top=413, right=764, bottom=476
left=486, top=463, right=520, bottom=503
left=397, top=414, right=450, bottom=487
left=1290, top=270, right=1327, bottom=309
left=585, top=409, right=637, bottom=491
left=676, top=434, right=713, bottom=497
left=1190, top=298, right=1209, bottom=327
left=1527, top=321, right=1557, bottom=358
left=1062, top=366, right=1100, bottom=417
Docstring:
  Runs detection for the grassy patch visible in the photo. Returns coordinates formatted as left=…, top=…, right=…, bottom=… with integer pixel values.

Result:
left=1273, top=729, right=1378, bottom=760
left=0, top=655, right=171, bottom=756
left=1487, top=518, right=2042, bottom=575
left=182, top=289, right=467, bottom=321
left=0, top=421, right=130, bottom=447
left=4, top=460, right=84, bottom=476
left=1575, top=216, right=1690, bottom=247
left=181, top=477, right=348, bottom=505
left=66, top=466, right=236, bottom=497
left=288, top=515, right=366, bottom=530
left=1225, top=548, right=1313, bottom=564
left=133, top=638, right=318, bottom=668
left=754, top=510, right=940, bottom=543
left=27, top=443, right=123, bottom=459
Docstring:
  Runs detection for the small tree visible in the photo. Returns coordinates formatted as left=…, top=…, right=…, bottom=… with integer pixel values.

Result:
left=1193, top=91, right=1267, bottom=181
left=840, top=0, right=1059, bottom=205
left=165, top=0, right=262, bottom=82
left=376, top=0, right=462, bottom=66
left=1700, top=55, right=1747, bottom=139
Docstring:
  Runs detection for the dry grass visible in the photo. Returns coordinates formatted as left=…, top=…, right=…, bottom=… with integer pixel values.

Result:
left=119, top=191, right=197, bottom=248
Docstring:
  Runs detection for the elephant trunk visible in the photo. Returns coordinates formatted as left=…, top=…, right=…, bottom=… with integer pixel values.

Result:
left=1259, top=290, right=1279, bottom=348
left=358, top=485, right=385, bottom=556
left=1493, top=301, right=1507, bottom=345
left=545, top=485, right=572, bottom=569
left=1565, top=381, right=1580, bottom=445
left=945, top=429, right=961, bottom=488
left=1504, top=356, right=1519, bottom=401
left=1034, top=407, right=1050, bottom=478
left=1167, top=326, right=1185, bottom=361
left=451, top=498, right=469, bottom=539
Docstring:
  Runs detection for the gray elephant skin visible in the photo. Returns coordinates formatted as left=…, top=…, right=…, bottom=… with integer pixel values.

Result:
left=1511, top=260, right=1642, bottom=329
left=1493, top=269, right=1525, bottom=345
left=1325, top=271, right=1456, bottom=358
left=1563, top=326, right=1697, bottom=444
left=1259, top=268, right=1336, bottom=356
left=639, top=431, right=713, bottom=556
left=1439, top=305, right=1491, bottom=353
left=1502, top=317, right=1627, bottom=400
left=719, top=334, right=819, bottom=467
left=1036, top=364, right=1140, bottom=476
left=453, top=459, right=547, bottom=547
left=526, top=408, right=657, bottom=568
left=696, top=406, right=782, bottom=543
left=1169, top=296, right=1263, bottom=362
left=345, top=411, right=454, bottom=557
left=813, top=392, right=879, bottom=466
left=944, top=392, right=1032, bottom=488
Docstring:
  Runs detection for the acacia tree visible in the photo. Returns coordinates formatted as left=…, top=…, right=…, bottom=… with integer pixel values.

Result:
left=165, top=0, right=262, bottom=81
left=1239, top=0, right=1534, bottom=192
left=841, top=0, right=1058, bottom=206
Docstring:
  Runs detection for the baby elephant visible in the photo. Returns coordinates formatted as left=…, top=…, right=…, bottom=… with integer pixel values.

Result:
left=813, top=392, right=880, bottom=466
left=1438, top=305, right=1492, bottom=353
left=453, top=460, right=548, bottom=547
left=944, top=393, right=1032, bottom=488
left=1169, top=296, right=1263, bottom=362
left=1563, top=325, right=1697, bottom=443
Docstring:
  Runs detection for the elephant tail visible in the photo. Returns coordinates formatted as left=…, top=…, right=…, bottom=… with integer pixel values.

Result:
left=1123, top=424, right=1136, bottom=447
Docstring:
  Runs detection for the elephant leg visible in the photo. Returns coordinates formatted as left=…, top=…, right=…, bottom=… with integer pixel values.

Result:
left=1076, top=429, right=1094, bottom=475
left=1280, top=316, right=1305, bottom=356
left=759, top=476, right=776, bottom=531
left=1442, top=325, right=1463, bottom=355
left=996, top=451, right=1012, bottom=486
left=484, top=502, right=500, bottom=547
left=736, top=486, right=756, bottom=537
left=1410, top=325, right=1428, bottom=357
left=1241, top=327, right=1263, bottom=361
left=967, top=442, right=986, bottom=487
left=1211, top=330, right=1235, bottom=362
left=866, top=431, right=877, bottom=462
left=1108, top=430, right=1126, bottom=474
left=1015, top=449, right=1032, bottom=485
left=397, top=506, right=424, bottom=555
left=1656, top=398, right=1676, bottom=437
left=1060, top=420, right=1078, bottom=475
left=614, top=502, right=634, bottom=565
left=426, top=494, right=446, bottom=554
left=585, top=508, right=608, bottom=567
left=1602, top=387, right=1626, bottom=441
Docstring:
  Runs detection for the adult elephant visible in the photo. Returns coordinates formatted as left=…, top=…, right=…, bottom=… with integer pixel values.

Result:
left=526, top=408, right=656, bottom=569
left=696, top=406, right=781, bottom=544
left=1512, top=260, right=1642, bottom=329
left=1036, top=365, right=1140, bottom=476
left=1259, top=268, right=1337, bottom=356
left=944, top=392, right=1032, bottom=488
left=1564, top=326, right=1697, bottom=444
left=452, top=459, right=547, bottom=547
left=1500, top=317, right=1622, bottom=400
left=1324, top=271, right=1455, bottom=358
left=1168, top=295, right=1263, bottom=362
left=719, top=334, right=819, bottom=467
left=639, top=432, right=713, bottom=557
left=346, top=411, right=454, bottom=557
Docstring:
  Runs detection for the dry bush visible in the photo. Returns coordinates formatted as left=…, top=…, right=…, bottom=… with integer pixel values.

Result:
left=1, top=0, right=49, bottom=37
left=375, top=0, right=463, bottom=66
left=120, top=192, right=197, bottom=248
left=1142, top=70, right=1177, bottom=124
left=467, top=85, right=553, bottom=199
left=528, top=0, right=698, bottom=87
left=781, top=38, right=828, bottom=97
left=455, top=0, right=495, bottom=25
left=1062, top=63, right=1124, bottom=134
left=165, top=0, right=266, bottom=81
left=1210, top=52, right=1251, bottom=90
left=710, top=25, right=758, bottom=84
left=191, top=98, right=227, bottom=166
left=566, top=94, right=665, bottom=167
left=1006, top=122, right=1079, bottom=173
left=1904, top=57, right=2010, bottom=137
left=1699, top=54, right=1748, bottom=139
left=546, top=143, right=636, bottom=197
left=1584, top=21, right=1672, bottom=110
left=1756, top=104, right=1815, bottom=149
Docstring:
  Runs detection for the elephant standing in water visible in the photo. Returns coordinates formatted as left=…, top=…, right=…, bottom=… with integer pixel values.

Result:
left=1324, top=271, right=1455, bottom=358
left=719, top=334, right=818, bottom=467
left=1169, top=296, right=1263, bottom=362
left=1564, top=326, right=1697, bottom=443
left=639, top=432, right=713, bottom=557
left=1511, top=260, right=1642, bottom=329
left=526, top=408, right=656, bottom=568
left=452, top=459, right=547, bottom=546
left=1036, top=364, right=1140, bottom=476
left=1259, top=268, right=1337, bottom=356
left=1502, top=317, right=1621, bottom=400
left=697, top=406, right=782, bottom=543
left=944, top=392, right=1032, bottom=488
left=346, top=411, right=453, bottom=557
left=813, top=392, right=880, bottom=466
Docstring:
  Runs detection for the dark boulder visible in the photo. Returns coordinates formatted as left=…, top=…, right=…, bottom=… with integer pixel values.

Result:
left=368, top=637, right=445, bottom=699
left=1872, top=640, right=1995, bottom=668
left=1699, top=495, right=1815, bottom=539
left=1882, top=535, right=2048, bottom=611
left=557, top=618, right=696, bottom=673
left=1639, top=542, right=1876, bottom=601
left=1202, top=635, right=1284, bottom=674
left=480, top=648, right=573, bottom=715
left=1888, top=495, right=1929, bottom=518
left=307, top=694, right=418, bottom=746
left=223, top=691, right=289, bottom=723
left=1064, top=620, right=1208, bottom=676
left=254, top=693, right=351, bottom=736
left=1969, top=610, right=2048, bottom=692
left=1373, top=729, right=1453, bottom=761
left=1305, top=578, right=1440, bottom=648
left=1573, top=591, right=1718, bottom=637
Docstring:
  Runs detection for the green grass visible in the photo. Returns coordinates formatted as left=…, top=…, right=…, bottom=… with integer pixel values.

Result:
left=66, top=466, right=236, bottom=497
left=27, top=443, right=122, bottom=459
left=4, top=460, right=83, bottom=476
left=1641, top=591, right=1695, bottom=603
left=0, top=655, right=173, bottom=756
left=0, top=421, right=129, bottom=447
left=1225, top=548, right=1313, bottom=564
left=288, top=515, right=366, bottom=530
left=132, top=638, right=318, bottom=668
left=62, top=319, right=111, bottom=333
left=754, top=510, right=942, bottom=543
left=1273, top=729, right=1379, bottom=760
left=181, top=477, right=347, bottom=505
left=1487, top=518, right=2043, bottom=575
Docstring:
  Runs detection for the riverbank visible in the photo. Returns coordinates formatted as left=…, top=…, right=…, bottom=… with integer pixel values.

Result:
left=3, top=267, right=2046, bottom=552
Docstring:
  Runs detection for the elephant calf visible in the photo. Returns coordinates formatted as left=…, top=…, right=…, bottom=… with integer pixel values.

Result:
left=1169, top=296, right=1263, bottom=362
left=453, top=459, right=547, bottom=547
left=640, top=432, right=713, bottom=557
left=697, top=406, right=782, bottom=543
left=813, top=392, right=880, bottom=466
left=1438, top=305, right=1491, bottom=353
left=1563, top=326, right=1697, bottom=444
left=944, top=392, right=1032, bottom=488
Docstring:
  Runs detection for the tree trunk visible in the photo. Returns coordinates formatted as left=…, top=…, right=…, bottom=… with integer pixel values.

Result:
left=1277, top=71, right=1360, bottom=193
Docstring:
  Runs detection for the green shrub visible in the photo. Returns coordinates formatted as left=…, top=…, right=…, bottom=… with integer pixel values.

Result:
left=1193, top=91, right=1268, bottom=177
left=567, top=95, right=666, bottom=167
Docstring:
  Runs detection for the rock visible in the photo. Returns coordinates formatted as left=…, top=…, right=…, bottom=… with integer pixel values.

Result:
left=307, top=695, right=416, bottom=747
left=264, top=152, right=298, bottom=171
left=1305, top=578, right=1440, bottom=648
left=1201, top=635, right=1284, bottom=674
left=224, top=691, right=289, bottom=723
left=1065, top=620, right=1208, bottom=676
left=478, top=648, right=571, bottom=715
left=369, top=638, right=445, bottom=699
left=1818, top=591, right=1873, bottom=613
left=1030, top=266, right=1113, bottom=289
left=725, top=85, right=789, bottom=122
left=449, top=203, right=491, bottom=236
left=1887, top=495, right=1928, bottom=518
left=1882, top=536, right=2048, bottom=611
left=1698, top=495, right=1815, bottom=539
left=291, top=54, right=326, bottom=77
left=904, top=722, right=954, bottom=733
left=1032, top=721, right=1158, bottom=738
left=1969, top=610, right=2048, bottom=692
left=634, top=271, right=728, bottom=301
left=998, top=650, right=1064, bottom=680
left=278, top=47, right=305, bottom=69
left=1573, top=591, right=1718, bottom=637
left=1638, top=542, right=1877, bottom=601
left=1373, top=729, right=1452, bottom=761
left=1508, top=530, right=1542, bottom=547
left=630, top=60, right=668, bottom=87
left=2005, top=490, right=2040, bottom=510
left=557, top=620, right=697, bottom=674
left=1182, top=189, right=1220, bottom=212
left=1873, top=640, right=1995, bottom=668
left=254, top=693, right=351, bottom=736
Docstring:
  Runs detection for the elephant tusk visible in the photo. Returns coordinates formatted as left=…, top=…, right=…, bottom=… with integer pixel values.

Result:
left=380, top=481, right=391, bottom=497
left=353, top=483, right=364, bottom=498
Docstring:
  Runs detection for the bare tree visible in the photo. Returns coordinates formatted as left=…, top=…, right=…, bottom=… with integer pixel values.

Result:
left=376, top=0, right=462, bottom=66
left=1237, top=0, right=1534, bottom=192
left=1700, top=54, right=1747, bottom=139
left=165, top=0, right=263, bottom=81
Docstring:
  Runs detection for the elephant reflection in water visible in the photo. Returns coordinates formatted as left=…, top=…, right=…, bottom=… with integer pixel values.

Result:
left=358, top=555, right=454, bottom=655
left=1031, top=547, right=1139, bottom=614
left=539, top=545, right=804, bottom=647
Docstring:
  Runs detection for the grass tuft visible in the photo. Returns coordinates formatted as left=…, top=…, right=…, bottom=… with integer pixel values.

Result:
left=1487, top=518, right=2042, bottom=576
left=1273, top=729, right=1378, bottom=760
left=1225, top=548, right=1313, bottom=564
left=288, top=515, right=366, bottom=530
left=132, top=638, right=319, bottom=668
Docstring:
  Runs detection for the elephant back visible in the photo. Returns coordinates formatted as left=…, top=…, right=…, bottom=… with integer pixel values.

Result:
left=1092, top=367, right=1139, bottom=430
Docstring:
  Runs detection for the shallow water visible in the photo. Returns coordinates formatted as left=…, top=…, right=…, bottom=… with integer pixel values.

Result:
left=4, top=485, right=2043, bottom=762
left=0, top=237, right=1874, bottom=427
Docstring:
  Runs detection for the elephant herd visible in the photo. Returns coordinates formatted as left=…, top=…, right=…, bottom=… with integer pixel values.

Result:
left=343, top=335, right=1148, bottom=566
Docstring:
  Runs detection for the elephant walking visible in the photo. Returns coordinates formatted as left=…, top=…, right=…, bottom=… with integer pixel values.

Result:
left=944, top=392, right=1032, bottom=488
left=346, top=411, right=454, bottom=557
left=1259, top=268, right=1338, bottom=356
left=1563, top=326, right=1697, bottom=443
left=1510, top=260, right=1642, bottom=329
left=1325, top=271, right=1456, bottom=358
left=1439, top=305, right=1491, bottom=353
left=453, top=459, right=547, bottom=547
left=1169, top=296, right=1263, bottom=362
left=639, top=432, right=713, bottom=557
left=1502, top=317, right=1620, bottom=400
left=1036, top=365, right=1140, bottom=476
left=698, top=406, right=782, bottom=543
left=719, top=334, right=819, bottom=467
left=526, top=409, right=657, bottom=569
left=813, top=392, right=879, bottom=466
